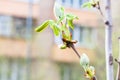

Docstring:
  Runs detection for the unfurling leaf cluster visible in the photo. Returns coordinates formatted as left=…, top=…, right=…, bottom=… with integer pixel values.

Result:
left=80, top=53, right=96, bottom=79
left=35, top=2, right=78, bottom=49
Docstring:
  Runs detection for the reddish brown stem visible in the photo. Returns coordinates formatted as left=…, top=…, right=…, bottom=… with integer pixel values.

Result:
left=92, top=76, right=97, bottom=80
left=70, top=43, right=81, bottom=58
left=97, top=1, right=104, bottom=17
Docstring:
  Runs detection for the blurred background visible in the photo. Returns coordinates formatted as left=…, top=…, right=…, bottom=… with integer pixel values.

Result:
left=0, top=0, right=120, bottom=80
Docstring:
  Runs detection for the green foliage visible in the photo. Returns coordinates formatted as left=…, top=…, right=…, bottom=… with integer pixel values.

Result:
left=66, top=13, right=79, bottom=29
left=49, top=20, right=60, bottom=36
left=82, top=0, right=99, bottom=8
left=35, top=2, right=78, bottom=42
left=58, top=44, right=67, bottom=49
left=62, top=29, right=71, bottom=41
left=35, top=20, right=50, bottom=32
left=82, top=2, right=93, bottom=8
left=80, top=53, right=89, bottom=67
left=35, top=2, right=97, bottom=80
left=80, top=53, right=96, bottom=79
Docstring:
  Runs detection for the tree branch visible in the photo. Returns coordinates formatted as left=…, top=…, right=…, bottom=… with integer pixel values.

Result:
left=93, top=0, right=114, bottom=80
left=115, top=58, right=120, bottom=80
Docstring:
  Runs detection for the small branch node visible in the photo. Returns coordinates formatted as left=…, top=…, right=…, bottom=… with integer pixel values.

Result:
left=105, top=21, right=109, bottom=25
left=115, top=58, right=120, bottom=64
left=118, top=37, right=120, bottom=40
left=62, top=38, right=80, bottom=58
left=109, top=54, right=113, bottom=65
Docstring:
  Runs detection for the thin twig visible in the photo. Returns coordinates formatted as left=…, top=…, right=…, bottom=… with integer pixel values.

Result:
left=97, top=1, right=104, bottom=17
left=115, top=37, right=120, bottom=80
left=115, top=58, right=120, bottom=64
left=92, top=76, right=97, bottom=80
left=62, top=38, right=80, bottom=58
left=62, top=38, right=98, bottom=80
left=115, top=58, right=120, bottom=80
left=96, top=1, right=109, bottom=26
left=70, top=43, right=81, bottom=58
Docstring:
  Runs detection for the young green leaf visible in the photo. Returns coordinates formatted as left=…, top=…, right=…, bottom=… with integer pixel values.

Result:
left=66, top=13, right=78, bottom=29
left=66, top=13, right=79, bottom=20
left=51, top=24, right=60, bottom=36
left=89, top=66, right=95, bottom=74
left=82, top=2, right=92, bottom=8
left=54, top=2, right=65, bottom=19
left=49, top=20, right=60, bottom=36
left=58, top=44, right=67, bottom=49
left=57, top=16, right=65, bottom=24
left=80, top=53, right=89, bottom=68
left=35, top=20, right=50, bottom=32
left=85, top=66, right=95, bottom=79
left=62, top=30, right=71, bottom=41
left=62, top=31, right=68, bottom=40
left=67, top=19, right=74, bottom=29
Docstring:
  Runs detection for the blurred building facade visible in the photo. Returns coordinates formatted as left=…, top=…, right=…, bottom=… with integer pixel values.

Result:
left=0, top=0, right=100, bottom=80
left=0, top=0, right=119, bottom=80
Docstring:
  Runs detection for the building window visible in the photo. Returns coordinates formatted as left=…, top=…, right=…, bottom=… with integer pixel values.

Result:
left=0, top=15, right=13, bottom=37
left=59, top=64, right=84, bottom=80
left=0, top=15, right=35, bottom=39
left=13, top=17, right=36, bottom=39
left=0, top=59, right=27, bottom=80
left=71, top=25, right=96, bottom=48
left=13, top=17, right=27, bottom=38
